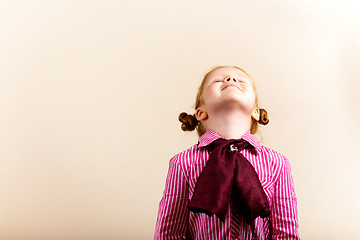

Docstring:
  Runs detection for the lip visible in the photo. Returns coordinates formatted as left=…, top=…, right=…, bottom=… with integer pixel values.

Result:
left=221, top=84, right=241, bottom=91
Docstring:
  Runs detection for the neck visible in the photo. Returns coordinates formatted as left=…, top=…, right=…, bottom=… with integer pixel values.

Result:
left=202, top=109, right=252, bottom=139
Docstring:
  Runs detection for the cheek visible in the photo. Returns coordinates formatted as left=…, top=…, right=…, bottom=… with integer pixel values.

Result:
left=247, top=91, right=257, bottom=109
left=241, top=87, right=256, bottom=107
left=248, top=90, right=256, bottom=101
left=201, top=87, right=217, bottom=104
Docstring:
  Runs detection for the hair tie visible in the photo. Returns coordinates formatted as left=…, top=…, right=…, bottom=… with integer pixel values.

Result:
left=258, top=108, right=269, bottom=125
left=178, top=112, right=198, bottom=131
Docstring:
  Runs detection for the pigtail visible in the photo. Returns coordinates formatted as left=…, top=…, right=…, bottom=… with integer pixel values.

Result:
left=178, top=112, right=199, bottom=131
left=258, top=108, right=269, bottom=125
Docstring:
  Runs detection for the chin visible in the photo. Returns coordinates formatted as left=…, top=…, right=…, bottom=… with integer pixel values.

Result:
left=220, top=97, right=253, bottom=111
left=222, top=95, right=245, bottom=103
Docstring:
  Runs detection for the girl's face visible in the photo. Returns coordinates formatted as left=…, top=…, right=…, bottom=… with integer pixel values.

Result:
left=200, top=67, right=257, bottom=115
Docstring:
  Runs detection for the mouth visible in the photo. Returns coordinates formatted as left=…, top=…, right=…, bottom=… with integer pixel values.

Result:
left=222, top=84, right=241, bottom=91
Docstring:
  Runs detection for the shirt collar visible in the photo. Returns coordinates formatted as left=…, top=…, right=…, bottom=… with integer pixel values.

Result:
left=197, top=129, right=262, bottom=154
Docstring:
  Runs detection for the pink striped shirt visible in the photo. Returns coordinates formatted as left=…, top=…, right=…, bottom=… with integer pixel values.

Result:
left=154, top=129, right=300, bottom=240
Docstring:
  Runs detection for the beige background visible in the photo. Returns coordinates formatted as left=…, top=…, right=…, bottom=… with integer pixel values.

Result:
left=1, top=0, right=359, bottom=239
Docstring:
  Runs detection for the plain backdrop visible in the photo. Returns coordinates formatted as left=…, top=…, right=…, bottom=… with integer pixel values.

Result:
left=1, top=0, right=359, bottom=239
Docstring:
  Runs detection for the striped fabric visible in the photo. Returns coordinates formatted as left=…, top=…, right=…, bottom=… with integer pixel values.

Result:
left=154, top=129, right=300, bottom=240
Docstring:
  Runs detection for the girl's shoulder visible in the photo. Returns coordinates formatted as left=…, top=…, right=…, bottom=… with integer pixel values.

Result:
left=259, top=144, right=288, bottom=160
left=257, top=144, right=291, bottom=174
left=245, top=131, right=289, bottom=168
left=168, top=143, right=203, bottom=170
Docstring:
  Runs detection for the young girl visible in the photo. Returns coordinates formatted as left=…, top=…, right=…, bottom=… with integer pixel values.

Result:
left=154, top=66, right=300, bottom=240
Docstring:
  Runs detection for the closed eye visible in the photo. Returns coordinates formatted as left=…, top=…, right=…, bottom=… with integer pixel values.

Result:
left=212, top=78, right=222, bottom=83
left=239, top=79, right=250, bottom=84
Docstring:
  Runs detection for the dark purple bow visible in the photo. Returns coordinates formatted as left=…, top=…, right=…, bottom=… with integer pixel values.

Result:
left=189, top=138, right=270, bottom=225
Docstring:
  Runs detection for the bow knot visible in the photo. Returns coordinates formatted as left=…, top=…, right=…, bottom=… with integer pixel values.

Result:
left=189, top=138, right=270, bottom=225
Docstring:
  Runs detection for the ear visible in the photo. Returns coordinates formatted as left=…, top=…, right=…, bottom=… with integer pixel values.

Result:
left=251, top=107, right=260, bottom=121
left=195, top=108, right=208, bottom=121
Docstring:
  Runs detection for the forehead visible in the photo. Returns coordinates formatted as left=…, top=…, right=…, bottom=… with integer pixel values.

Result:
left=206, top=67, right=250, bottom=80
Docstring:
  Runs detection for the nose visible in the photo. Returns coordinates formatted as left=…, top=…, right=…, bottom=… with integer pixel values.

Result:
left=225, top=76, right=237, bottom=82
